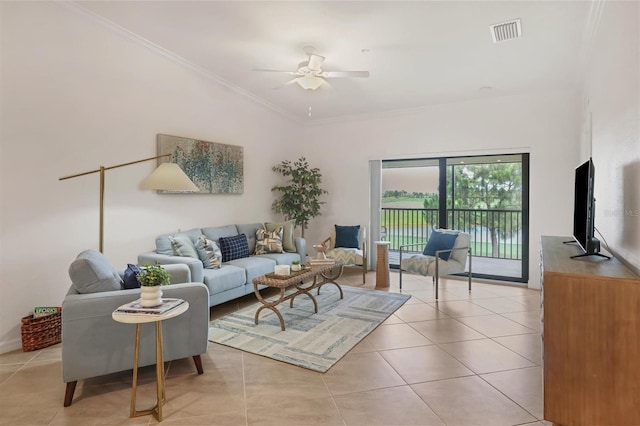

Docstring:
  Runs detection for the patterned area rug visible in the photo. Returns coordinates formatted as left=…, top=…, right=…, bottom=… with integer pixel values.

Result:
left=208, top=286, right=411, bottom=372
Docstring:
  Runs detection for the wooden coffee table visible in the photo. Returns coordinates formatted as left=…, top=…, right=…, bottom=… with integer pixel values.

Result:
left=252, top=262, right=343, bottom=331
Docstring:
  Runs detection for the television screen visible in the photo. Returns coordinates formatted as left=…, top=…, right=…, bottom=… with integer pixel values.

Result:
left=571, top=158, right=609, bottom=259
left=572, top=159, right=592, bottom=252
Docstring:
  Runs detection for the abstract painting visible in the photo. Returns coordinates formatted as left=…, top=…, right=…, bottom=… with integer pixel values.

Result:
left=157, top=134, right=243, bottom=194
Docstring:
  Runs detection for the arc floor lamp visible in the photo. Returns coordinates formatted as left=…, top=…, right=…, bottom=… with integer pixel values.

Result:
left=59, top=154, right=199, bottom=253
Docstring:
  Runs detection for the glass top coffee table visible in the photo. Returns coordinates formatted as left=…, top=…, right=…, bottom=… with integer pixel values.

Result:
left=252, top=262, right=343, bottom=331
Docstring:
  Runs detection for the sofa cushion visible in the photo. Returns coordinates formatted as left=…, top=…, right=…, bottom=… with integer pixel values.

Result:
left=170, top=234, right=200, bottom=259
left=202, top=225, right=238, bottom=244
left=69, top=250, right=124, bottom=294
left=225, top=256, right=276, bottom=284
left=335, top=225, right=360, bottom=249
left=254, top=252, right=301, bottom=265
left=123, top=264, right=142, bottom=289
left=219, top=234, right=249, bottom=262
left=201, top=265, right=246, bottom=295
left=423, top=229, right=459, bottom=261
left=156, top=228, right=201, bottom=255
left=236, top=223, right=265, bottom=254
left=255, top=226, right=283, bottom=254
left=195, top=235, right=222, bottom=269
left=265, top=220, right=296, bottom=253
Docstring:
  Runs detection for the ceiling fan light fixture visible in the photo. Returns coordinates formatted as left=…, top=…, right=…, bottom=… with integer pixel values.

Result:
left=296, top=75, right=324, bottom=90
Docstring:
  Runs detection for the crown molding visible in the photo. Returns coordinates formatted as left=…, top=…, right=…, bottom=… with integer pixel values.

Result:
left=59, top=1, right=303, bottom=125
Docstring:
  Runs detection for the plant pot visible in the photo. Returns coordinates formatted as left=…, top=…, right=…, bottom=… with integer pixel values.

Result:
left=291, top=264, right=301, bottom=272
left=140, top=286, right=163, bottom=307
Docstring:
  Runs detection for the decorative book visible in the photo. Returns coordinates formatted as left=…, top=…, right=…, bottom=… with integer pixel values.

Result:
left=33, top=307, right=62, bottom=318
left=115, top=298, right=185, bottom=315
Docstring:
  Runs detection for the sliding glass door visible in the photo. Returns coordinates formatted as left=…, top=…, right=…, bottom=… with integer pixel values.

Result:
left=381, top=153, right=529, bottom=283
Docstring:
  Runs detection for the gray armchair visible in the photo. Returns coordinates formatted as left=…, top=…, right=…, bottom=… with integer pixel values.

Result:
left=62, top=252, right=209, bottom=407
left=399, top=229, right=472, bottom=299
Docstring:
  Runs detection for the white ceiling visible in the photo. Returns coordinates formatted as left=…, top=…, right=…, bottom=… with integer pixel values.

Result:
left=75, top=1, right=592, bottom=123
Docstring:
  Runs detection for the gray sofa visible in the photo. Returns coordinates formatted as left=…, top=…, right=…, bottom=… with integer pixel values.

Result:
left=138, top=222, right=306, bottom=307
left=62, top=251, right=209, bottom=407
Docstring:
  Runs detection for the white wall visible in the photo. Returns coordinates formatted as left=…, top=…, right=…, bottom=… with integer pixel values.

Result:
left=0, top=2, right=302, bottom=352
left=302, top=90, right=581, bottom=290
left=581, top=0, right=639, bottom=273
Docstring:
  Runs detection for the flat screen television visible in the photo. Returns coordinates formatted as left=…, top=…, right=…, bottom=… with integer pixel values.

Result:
left=570, top=158, right=609, bottom=259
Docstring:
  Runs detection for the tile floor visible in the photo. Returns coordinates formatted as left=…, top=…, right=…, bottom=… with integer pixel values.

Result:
left=0, top=271, right=551, bottom=425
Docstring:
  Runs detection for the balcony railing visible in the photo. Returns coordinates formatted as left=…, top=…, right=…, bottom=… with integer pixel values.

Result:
left=381, top=207, right=523, bottom=260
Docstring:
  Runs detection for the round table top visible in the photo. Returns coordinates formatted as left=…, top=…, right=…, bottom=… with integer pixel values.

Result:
left=374, top=240, right=391, bottom=245
left=112, top=301, right=189, bottom=324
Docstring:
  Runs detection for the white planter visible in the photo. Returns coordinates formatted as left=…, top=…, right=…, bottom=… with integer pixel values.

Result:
left=291, top=264, right=301, bottom=272
left=140, top=286, right=163, bottom=307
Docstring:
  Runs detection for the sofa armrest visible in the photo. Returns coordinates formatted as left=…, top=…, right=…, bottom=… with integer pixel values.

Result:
left=294, top=237, right=306, bottom=262
left=62, top=282, right=209, bottom=383
left=138, top=252, right=204, bottom=283
left=161, top=263, right=191, bottom=284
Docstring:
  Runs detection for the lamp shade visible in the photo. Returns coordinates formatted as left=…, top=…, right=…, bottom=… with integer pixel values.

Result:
left=139, top=163, right=199, bottom=192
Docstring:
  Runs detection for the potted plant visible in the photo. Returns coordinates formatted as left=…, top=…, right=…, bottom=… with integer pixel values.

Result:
left=271, top=157, right=327, bottom=238
left=291, top=260, right=301, bottom=272
left=137, top=264, right=170, bottom=307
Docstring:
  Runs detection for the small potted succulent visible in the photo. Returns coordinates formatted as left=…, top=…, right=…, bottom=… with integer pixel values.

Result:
left=291, top=260, right=301, bottom=272
left=137, top=264, right=170, bottom=307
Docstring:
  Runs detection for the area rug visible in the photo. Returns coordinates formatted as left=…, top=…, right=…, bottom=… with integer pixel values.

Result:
left=208, top=286, right=411, bottom=372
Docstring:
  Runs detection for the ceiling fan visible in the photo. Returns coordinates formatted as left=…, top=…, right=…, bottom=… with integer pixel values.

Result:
left=254, top=46, right=369, bottom=90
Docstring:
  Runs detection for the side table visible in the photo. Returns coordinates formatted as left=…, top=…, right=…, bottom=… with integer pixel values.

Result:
left=375, top=241, right=391, bottom=289
left=112, top=300, right=189, bottom=422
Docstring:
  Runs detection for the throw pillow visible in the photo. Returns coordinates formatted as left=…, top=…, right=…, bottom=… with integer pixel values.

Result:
left=68, top=249, right=124, bottom=294
left=423, top=229, right=459, bottom=261
left=123, top=263, right=143, bottom=289
left=169, top=234, right=199, bottom=259
left=255, top=226, right=284, bottom=255
left=195, top=235, right=222, bottom=269
left=335, top=225, right=360, bottom=249
left=218, top=234, right=249, bottom=262
left=265, top=220, right=296, bottom=253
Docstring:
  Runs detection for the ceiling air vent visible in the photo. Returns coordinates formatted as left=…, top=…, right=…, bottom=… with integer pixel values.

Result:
left=490, top=19, right=521, bottom=43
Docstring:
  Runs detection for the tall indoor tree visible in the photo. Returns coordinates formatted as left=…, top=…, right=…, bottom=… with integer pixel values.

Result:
left=271, top=157, right=327, bottom=238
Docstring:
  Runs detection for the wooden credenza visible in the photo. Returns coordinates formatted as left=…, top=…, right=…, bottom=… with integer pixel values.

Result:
left=541, top=236, right=640, bottom=425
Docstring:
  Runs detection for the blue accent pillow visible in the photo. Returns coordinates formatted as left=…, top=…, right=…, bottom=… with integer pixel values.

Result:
left=218, top=234, right=249, bottom=262
left=335, top=225, right=360, bottom=249
left=423, top=230, right=458, bottom=261
left=123, top=264, right=142, bottom=289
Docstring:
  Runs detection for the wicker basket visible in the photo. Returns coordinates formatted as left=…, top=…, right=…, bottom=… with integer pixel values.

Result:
left=21, top=312, right=62, bottom=352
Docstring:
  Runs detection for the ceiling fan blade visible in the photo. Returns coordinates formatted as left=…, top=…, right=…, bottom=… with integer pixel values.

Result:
left=321, top=70, right=370, bottom=78
left=307, top=54, right=325, bottom=71
left=253, top=68, right=299, bottom=75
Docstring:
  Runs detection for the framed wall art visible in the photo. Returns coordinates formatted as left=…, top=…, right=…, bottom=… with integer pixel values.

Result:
left=157, top=134, right=244, bottom=194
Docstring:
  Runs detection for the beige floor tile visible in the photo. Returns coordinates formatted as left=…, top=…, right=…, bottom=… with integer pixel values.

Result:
left=429, top=300, right=495, bottom=317
left=380, top=345, right=474, bottom=384
left=456, top=314, right=537, bottom=337
left=159, top=411, right=247, bottom=425
left=0, top=358, right=64, bottom=396
left=0, top=348, right=40, bottom=365
left=366, top=323, right=434, bottom=350
left=493, top=333, right=543, bottom=365
left=381, top=313, right=404, bottom=325
left=507, top=294, right=542, bottom=311
left=244, top=361, right=329, bottom=409
left=334, top=385, right=445, bottom=425
left=501, top=310, right=543, bottom=332
left=0, top=363, right=21, bottom=384
left=444, top=286, right=497, bottom=299
left=347, top=337, right=377, bottom=354
left=481, top=366, right=544, bottom=419
left=408, top=319, right=485, bottom=343
left=393, top=303, right=450, bottom=322
left=0, top=389, right=65, bottom=426
left=469, top=296, right=530, bottom=313
left=246, top=396, right=344, bottom=426
left=322, top=351, right=405, bottom=395
left=440, top=339, right=535, bottom=374
left=411, top=375, right=537, bottom=425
